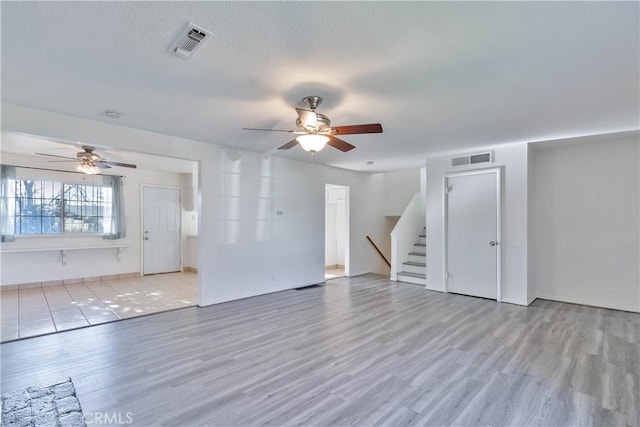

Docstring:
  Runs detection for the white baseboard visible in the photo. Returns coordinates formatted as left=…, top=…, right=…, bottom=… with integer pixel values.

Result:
left=425, top=283, right=444, bottom=292
left=199, top=277, right=326, bottom=307
left=536, top=293, right=640, bottom=313
left=347, top=270, right=370, bottom=278
left=527, top=295, right=537, bottom=306
left=396, top=275, right=426, bottom=286
left=501, top=297, right=528, bottom=306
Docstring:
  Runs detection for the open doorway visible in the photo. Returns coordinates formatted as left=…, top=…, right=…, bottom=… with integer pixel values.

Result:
left=325, top=184, right=349, bottom=280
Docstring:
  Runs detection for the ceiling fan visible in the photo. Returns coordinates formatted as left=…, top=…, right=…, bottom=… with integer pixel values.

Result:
left=242, top=96, right=383, bottom=153
left=35, top=146, right=137, bottom=175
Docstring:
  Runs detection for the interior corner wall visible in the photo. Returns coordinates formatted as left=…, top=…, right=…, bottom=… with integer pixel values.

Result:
left=383, top=168, right=421, bottom=216
left=425, top=143, right=529, bottom=304
left=527, top=144, right=536, bottom=304
left=2, top=104, right=388, bottom=305
left=531, top=135, right=640, bottom=312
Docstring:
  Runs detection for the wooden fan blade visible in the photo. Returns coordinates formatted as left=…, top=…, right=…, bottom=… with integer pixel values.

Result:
left=332, top=123, right=383, bottom=135
left=46, top=160, right=78, bottom=163
left=242, top=128, right=296, bottom=133
left=35, top=152, right=77, bottom=160
left=277, top=139, right=299, bottom=150
left=327, top=135, right=356, bottom=152
left=100, top=161, right=136, bottom=169
left=96, top=163, right=112, bottom=169
left=295, top=108, right=318, bottom=129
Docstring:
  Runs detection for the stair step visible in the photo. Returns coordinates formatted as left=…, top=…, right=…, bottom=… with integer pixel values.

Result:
left=414, top=242, right=426, bottom=247
left=403, top=261, right=426, bottom=267
left=408, top=252, right=426, bottom=264
left=398, top=271, right=426, bottom=279
left=419, top=234, right=426, bottom=238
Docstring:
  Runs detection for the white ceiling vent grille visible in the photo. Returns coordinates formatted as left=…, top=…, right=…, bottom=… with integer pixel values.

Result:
left=451, top=151, right=493, bottom=167
left=170, top=23, right=212, bottom=59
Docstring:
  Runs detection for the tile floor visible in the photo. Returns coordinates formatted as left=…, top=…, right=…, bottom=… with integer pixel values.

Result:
left=325, top=267, right=345, bottom=280
left=0, top=272, right=197, bottom=342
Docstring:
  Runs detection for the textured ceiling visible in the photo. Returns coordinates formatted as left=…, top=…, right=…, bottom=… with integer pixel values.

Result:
left=1, top=2, right=638, bottom=171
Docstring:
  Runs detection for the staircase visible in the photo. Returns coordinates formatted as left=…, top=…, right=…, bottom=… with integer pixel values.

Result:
left=396, top=227, right=426, bottom=285
left=390, top=192, right=426, bottom=286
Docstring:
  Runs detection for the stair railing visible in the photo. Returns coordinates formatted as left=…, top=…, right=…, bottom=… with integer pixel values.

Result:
left=366, top=235, right=391, bottom=268
left=390, top=192, right=425, bottom=281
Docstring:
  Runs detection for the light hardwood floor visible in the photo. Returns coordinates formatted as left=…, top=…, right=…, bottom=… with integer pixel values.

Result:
left=325, top=267, right=345, bottom=280
left=1, top=274, right=638, bottom=426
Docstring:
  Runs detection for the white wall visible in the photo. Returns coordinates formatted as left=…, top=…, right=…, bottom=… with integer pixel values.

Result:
left=199, top=151, right=389, bottom=305
left=1, top=104, right=389, bottom=305
left=0, top=151, right=191, bottom=285
left=531, top=134, right=640, bottom=312
left=426, top=143, right=530, bottom=305
left=325, top=186, right=346, bottom=267
left=383, top=168, right=421, bottom=216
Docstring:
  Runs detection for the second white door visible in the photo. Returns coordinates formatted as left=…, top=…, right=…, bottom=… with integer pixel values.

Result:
left=143, top=187, right=181, bottom=275
left=446, top=171, right=499, bottom=300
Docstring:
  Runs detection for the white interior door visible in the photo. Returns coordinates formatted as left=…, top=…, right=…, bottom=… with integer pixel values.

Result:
left=446, top=171, right=500, bottom=300
left=143, top=187, right=181, bottom=275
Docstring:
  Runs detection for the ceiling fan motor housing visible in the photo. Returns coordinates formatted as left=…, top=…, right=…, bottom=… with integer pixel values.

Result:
left=78, top=146, right=102, bottom=161
left=296, top=113, right=331, bottom=132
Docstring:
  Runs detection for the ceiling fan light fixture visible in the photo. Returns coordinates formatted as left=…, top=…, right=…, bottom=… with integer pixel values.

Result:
left=78, top=161, right=100, bottom=175
left=296, top=134, right=329, bottom=153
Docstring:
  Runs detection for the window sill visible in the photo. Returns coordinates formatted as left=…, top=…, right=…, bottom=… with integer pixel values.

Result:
left=15, top=233, right=103, bottom=239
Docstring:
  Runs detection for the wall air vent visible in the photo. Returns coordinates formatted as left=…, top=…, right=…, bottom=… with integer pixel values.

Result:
left=169, top=23, right=212, bottom=59
left=451, top=151, right=493, bottom=167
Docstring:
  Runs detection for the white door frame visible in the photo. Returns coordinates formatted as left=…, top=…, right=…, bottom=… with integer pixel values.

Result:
left=325, top=183, right=350, bottom=277
left=443, top=167, right=502, bottom=301
left=140, top=184, right=183, bottom=275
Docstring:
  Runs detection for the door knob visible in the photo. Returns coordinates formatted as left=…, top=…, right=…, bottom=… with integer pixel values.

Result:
left=489, top=241, right=498, bottom=246
left=144, top=237, right=149, bottom=241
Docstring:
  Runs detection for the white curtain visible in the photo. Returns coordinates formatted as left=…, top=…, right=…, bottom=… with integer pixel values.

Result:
left=0, top=165, right=16, bottom=242
left=102, top=175, right=126, bottom=240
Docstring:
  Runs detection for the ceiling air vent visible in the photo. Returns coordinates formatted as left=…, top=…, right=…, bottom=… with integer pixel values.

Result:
left=451, top=151, right=493, bottom=167
left=169, top=23, right=212, bottom=59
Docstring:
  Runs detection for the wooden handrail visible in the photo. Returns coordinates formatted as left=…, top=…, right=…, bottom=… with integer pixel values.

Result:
left=366, top=235, right=391, bottom=268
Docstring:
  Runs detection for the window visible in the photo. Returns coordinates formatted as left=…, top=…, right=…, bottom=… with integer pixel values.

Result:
left=12, top=179, right=112, bottom=235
